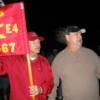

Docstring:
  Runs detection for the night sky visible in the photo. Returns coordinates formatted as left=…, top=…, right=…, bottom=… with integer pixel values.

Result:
left=3, top=0, right=100, bottom=55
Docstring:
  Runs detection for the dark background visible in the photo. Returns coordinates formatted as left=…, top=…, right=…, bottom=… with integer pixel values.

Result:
left=3, top=0, right=100, bottom=55
left=1, top=0, right=100, bottom=99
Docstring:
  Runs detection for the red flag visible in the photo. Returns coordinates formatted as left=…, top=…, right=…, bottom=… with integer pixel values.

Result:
left=0, top=2, right=29, bottom=56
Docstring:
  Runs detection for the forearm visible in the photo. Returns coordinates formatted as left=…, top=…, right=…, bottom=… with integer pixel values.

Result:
left=48, top=70, right=59, bottom=100
left=48, top=86, right=57, bottom=100
left=40, top=80, right=54, bottom=95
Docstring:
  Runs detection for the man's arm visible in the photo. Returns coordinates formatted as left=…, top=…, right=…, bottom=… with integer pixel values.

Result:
left=40, top=59, right=54, bottom=96
left=48, top=59, right=60, bottom=100
left=96, top=56, right=100, bottom=79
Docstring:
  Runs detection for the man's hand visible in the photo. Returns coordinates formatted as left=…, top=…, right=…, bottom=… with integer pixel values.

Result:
left=29, top=85, right=43, bottom=96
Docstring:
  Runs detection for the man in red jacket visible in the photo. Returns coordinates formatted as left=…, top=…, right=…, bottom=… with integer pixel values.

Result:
left=0, top=32, right=54, bottom=100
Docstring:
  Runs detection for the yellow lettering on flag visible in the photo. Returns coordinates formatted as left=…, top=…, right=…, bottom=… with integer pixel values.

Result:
left=0, top=11, right=4, bottom=17
left=6, top=24, right=12, bottom=33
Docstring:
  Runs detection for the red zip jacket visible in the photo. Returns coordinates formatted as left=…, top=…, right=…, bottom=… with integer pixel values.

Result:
left=0, top=55, right=54, bottom=100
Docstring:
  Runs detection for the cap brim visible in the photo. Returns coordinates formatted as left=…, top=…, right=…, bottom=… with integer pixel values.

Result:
left=29, top=36, right=44, bottom=41
left=39, top=36, right=44, bottom=41
left=79, top=28, right=86, bottom=33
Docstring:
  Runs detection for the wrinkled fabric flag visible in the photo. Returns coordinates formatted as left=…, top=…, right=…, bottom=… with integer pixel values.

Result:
left=0, top=2, right=29, bottom=56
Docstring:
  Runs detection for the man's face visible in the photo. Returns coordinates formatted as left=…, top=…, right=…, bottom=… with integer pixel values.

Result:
left=65, top=32, right=83, bottom=49
left=29, top=39, right=41, bottom=54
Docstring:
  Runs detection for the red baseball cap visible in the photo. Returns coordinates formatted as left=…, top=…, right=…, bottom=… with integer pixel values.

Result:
left=27, top=32, right=44, bottom=41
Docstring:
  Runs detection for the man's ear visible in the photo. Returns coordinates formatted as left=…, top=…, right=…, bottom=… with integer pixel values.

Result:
left=65, top=35, right=69, bottom=42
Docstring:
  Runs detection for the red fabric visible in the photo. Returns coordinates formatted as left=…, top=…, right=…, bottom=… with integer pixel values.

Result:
left=0, top=55, right=54, bottom=100
left=28, top=32, right=44, bottom=41
left=0, top=2, right=29, bottom=56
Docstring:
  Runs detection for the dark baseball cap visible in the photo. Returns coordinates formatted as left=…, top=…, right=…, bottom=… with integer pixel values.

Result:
left=62, top=26, right=86, bottom=35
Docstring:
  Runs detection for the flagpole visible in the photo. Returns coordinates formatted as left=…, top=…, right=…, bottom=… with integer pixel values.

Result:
left=26, top=53, right=35, bottom=100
